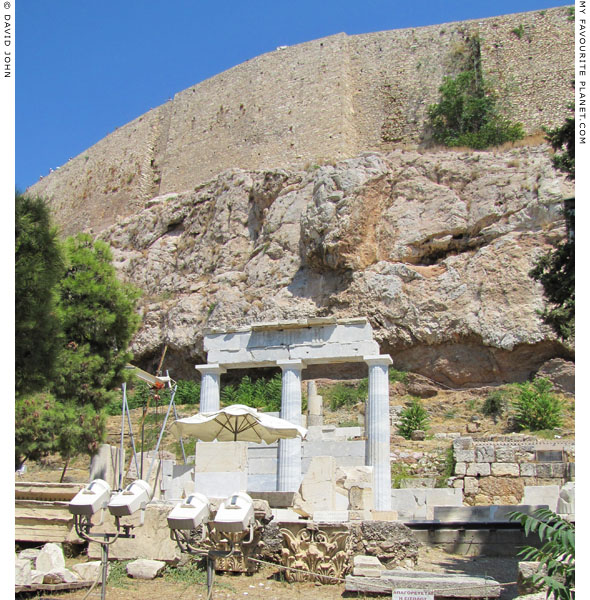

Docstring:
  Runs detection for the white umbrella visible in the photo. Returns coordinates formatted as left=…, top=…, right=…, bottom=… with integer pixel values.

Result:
left=170, top=404, right=307, bottom=444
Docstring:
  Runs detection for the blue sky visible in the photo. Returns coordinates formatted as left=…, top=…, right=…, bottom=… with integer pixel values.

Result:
left=16, top=0, right=570, bottom=191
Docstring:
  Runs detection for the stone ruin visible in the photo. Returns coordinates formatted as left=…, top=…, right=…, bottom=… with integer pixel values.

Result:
left=15, top=317, right=575, bottom=597
left=185, top=318, right=393, bottom=512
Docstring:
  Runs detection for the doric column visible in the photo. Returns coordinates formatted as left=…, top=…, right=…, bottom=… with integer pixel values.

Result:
left=195, top=364, right=226, bottom=413
left=364, top=355, right=393, bottom=511
left=276, top=359, right=304, bottom=492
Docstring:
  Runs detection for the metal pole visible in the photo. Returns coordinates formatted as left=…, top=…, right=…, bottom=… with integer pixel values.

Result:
left=170, top=401, right=187, bottom=464
left=207, top=554, right=214, bottom=600
left=119, top=384, right=126, bottom=490
left=125, top=392, right=140, bottom=479
left=140, top=400, right=146, bottom=480
left=145, top=384, right=177, bottom=483
left=101, top=542, right=109, bottom=600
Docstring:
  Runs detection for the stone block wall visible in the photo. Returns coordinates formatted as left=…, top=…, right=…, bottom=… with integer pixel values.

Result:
left=28, top=7, right=573, bottom=237
left=451, top=436, right=575, bottom=505
left=349, top=7, right=573, bottom=149
left=28, top=105, right=169, bottom=236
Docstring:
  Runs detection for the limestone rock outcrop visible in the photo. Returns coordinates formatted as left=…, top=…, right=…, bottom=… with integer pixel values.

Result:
left=96, top=146, right=572, bottom=385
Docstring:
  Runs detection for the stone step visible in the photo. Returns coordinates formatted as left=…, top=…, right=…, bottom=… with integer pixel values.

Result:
left=432, top=504, right=549, bottom=523
left=16, top=483, right=84, bottom=502
left=345, top=571, right=501, bottom=598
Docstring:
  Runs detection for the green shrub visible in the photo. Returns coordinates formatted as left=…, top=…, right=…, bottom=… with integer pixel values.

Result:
left=511, top=378, right=563, bottom=431
left=391, top=462, right=411, bottom=489
left=511, top=24, right=525, bottom=39
left=389, top=368, right=409, bottom=384
left=221, top=374, right=283, bottom=412
left=482, top=388, right=509, bottom=417
left=436, top=445, right=456, bottom=487
left=509, top=508, right=574, bottom=600
left=108, top=560, right=132, bottom=588
left=397, top=398, right=429, bottom=439
left=443, top=445, right=456, bottom=477
left=175, top=380, right=201, bottom=405
left=321, top=379, right=368, bottom=411
left=427, top=35, right=524, bottom=150
left=163, top=560, right=206, bottom=585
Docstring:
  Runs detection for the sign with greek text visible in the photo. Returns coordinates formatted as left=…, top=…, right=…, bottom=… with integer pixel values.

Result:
left=392, top=591, right=434, bottom=600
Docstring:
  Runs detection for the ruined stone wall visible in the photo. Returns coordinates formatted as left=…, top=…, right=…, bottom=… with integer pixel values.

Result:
left=451, top=436, right=575, bottom=505
left=28, top=7, right=573, bottom=236
left=349, top=7, right=573, bottom=147
left=159, top=34, right=356, bottom=195
left=29, top=104, right=171, bottom=236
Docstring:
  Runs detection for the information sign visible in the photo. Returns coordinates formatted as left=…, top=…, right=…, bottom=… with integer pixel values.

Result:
left=391, top=591, right=434, bottom=600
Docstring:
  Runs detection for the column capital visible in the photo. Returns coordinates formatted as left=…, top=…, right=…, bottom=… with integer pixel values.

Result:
left=276, top=359, right=305, bottom=371
left=195, top=363, right=227, bottom=375
left=363, top=354, right=393, bottom=367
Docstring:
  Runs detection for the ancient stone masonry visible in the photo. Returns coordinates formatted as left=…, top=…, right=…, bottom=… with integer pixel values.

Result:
left=450, top=436, right=575, bottom=505
left=197, top=318, right=393, bottom=510
left=28, top=7, right=573, bottom=236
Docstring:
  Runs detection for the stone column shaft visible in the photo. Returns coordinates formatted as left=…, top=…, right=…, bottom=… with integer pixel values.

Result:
left=365, top=355, right=393, bottom=511
left=277, top=359, right=304, bottom=492
left=195, top=364, right=226, bottom=413
left=307, top=380, right=323, bottom=427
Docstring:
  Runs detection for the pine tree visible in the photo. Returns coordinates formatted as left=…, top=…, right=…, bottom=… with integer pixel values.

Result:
left=52, top=234, right=141, bottom=464
left=15, top=194, right=64, bottom=395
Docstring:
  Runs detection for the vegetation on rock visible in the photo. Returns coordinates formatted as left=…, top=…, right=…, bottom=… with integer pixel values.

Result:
left=546, top=104, right=575, bottom=180
left=482, top=388, right=509, bottom=419
left=321, top=379, right=368, bottom=411
left=427, top=35, right=524, bottom=149
left=221, top=374, right=283, bottom=412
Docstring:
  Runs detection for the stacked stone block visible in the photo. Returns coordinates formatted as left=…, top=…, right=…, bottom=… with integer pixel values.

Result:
left=451, top=437, right=574, bottom=505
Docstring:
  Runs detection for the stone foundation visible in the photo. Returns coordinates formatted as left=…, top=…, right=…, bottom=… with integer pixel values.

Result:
left=450, top=437, right=574, bottom=505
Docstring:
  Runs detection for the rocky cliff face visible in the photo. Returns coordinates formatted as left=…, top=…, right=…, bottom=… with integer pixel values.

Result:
left=99, top=146, right=572, bottom=385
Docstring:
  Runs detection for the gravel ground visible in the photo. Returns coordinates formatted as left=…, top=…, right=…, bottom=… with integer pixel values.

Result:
left=23, top=545, right=522, bottom=600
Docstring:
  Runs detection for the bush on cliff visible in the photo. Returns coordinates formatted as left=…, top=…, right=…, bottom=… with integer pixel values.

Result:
left=427, top=69, right=524, bottom=149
